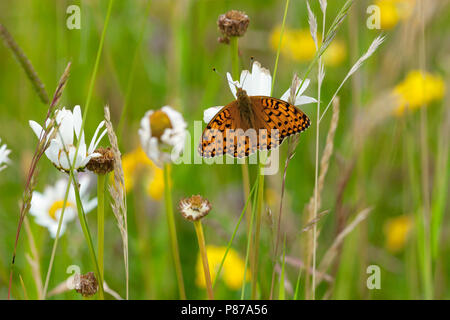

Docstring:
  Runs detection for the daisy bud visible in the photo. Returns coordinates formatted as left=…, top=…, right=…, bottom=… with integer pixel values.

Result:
left=86, top=147, right=114, bottom=175
left=74, top=272, right=98, bottom=297
left=217, top=10, right=250, bottom=43
left=139, top=106, right=187, bottom=168
left=178, top=195, right=212, bottom=221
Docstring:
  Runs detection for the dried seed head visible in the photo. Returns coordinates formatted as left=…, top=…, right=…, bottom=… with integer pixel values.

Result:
left=86, top=147, right=114, bottom=175
left=178, top=195, right=212, bottom=221
left=217, top=10, right=249, bottom=42
left=74, top=272, right=98, bottom=297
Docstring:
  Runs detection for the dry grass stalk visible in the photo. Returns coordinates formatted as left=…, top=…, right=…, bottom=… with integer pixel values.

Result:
left=104, top=105, right=129, bottom=300
left=307, top=97, right=340, bottom=215
left=0, top=23, right=49, bottom=104
left=319, top=35, right=385, bottom=123
left=285, top=255, right=333, bottom=283
left=301, top=210, right=329, bottom=233
left=24, top=217, right=43, bottom=300
left=269, top=73, right=302, bottom=299
left=316, top=207, right=372, bottom=287
left=303, top=96, right=339, bottom=298
left=306, top=1, right=318, bottom=48
left=8, top=62, right=71, bottom=299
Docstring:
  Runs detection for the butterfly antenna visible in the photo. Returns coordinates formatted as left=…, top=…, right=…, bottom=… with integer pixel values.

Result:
left=213, top=67, right=239, bottom=89
left=240, top=56, right=254, bottom=88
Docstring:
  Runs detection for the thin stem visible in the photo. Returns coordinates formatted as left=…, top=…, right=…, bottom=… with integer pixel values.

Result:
left=71, top=173, right=104, bottom=299
left=214, top=180, right=258, bottom=288
left=251, top=164, right=264, bottom=299
left=163, top=163, right=186, bottom=300
left=267, top=0, right=291, bottom=300
left=279, top=235, right=287, bottom=300
left=41, top=1, right=113, bottom=299
left=312, top=4, right=327, bottom=301
left=230, top=37, right=239, bottom=80
left=42, top=176, right=72, bottom=298
left=193, top=221, right=214, bottom=300
left=293, top=266, right=303, bottom=300
left=241, top=177, right=259, bottom=300
left=75, top=0, right=114, bottom=154
left=97, top=174, right=106, bottom=282
left=269, top=149, right=294, bottom=299
left=271, top=0, right=290, bottom=94
left=418, top=0, right=433, bottom=299
left=117, top=0, right=152, bottom=142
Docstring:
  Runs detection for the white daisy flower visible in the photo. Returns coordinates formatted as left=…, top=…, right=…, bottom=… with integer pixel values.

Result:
left=29, top=173, right=97, bottom=238
left=139, top=106, right=187, bottom=168
left=0, top=138, right=11, bottom=172
left=29, top=105, right=107, bottom=172
left=178, top=195, right=212, bottom=221
left=203, top=61, right=317, bottom=123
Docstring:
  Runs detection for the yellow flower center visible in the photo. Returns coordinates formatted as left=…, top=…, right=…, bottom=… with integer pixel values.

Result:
left=149, top=110, right=172, bottom=140
left=48, top=200, right=74, bottom=221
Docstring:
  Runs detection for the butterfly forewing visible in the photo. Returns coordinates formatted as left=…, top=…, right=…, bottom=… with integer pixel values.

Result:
left=199, top=96, right=310, bottom=158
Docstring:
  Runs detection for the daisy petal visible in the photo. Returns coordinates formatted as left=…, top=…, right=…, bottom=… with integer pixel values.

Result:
left=88, top=121, right=105, bottom=154
left=29, top=121, right=44, bottom=139
left=203, top=106, right=223, bottom=123
left=295, top=95, right=317, bottom=105
left=297, top=79, right=311, bottom=96
left=227, top=72, right=238, bottom=98
left=73, top=105, right=82, bottom=139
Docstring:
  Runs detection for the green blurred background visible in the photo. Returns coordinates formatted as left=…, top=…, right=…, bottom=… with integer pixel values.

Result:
left=0, top=0, right=448, bottom=299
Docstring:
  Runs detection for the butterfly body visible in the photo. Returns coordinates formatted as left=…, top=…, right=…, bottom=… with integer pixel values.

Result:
left=199, top=89, right=310, bottom=158
left=236, top=88, right=255, bottom=129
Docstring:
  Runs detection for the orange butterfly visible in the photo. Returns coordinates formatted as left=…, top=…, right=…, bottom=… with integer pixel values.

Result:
left=199, top=61, right=314, bottom=158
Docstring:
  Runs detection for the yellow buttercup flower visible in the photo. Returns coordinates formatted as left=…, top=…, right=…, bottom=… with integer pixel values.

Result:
left=393, top=70, right=445, bottom=116
left=121, top=147, right=165, bottom=200
left=384, top=215, right=413, bottom=253
left=196, top=245, right=250, bottom=290
left=269, top=27, right=346, bottom=67
left=375, top=0, right=416, bottom=30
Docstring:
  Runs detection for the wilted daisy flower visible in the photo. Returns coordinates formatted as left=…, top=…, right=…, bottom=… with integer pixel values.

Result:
left=73, top=272, right=98, bottom=297
left=203, top=61, right=316, bottom=123
left=178, top=195, right=211, bottom=221
left=0, top=138, right=11, bottom=172
left=29, top=105, right=107, bottom=172
left=269, top=27, right=347, bottom=67
left=217, top=10, right=250, bottom=44
left=384, top=215, right=413, bottom=253
left=139, top=106, right=187, bottom=168
left=393, top=70, right=445, bottom=115
left=29, top=174, right=97, bottom=237
left=86, top=147, right=114, bottom=175
left=375, top=0, right=416, bottom=30
left=121, top=147, right=165, bottom=200
left=196, top=245, right=250, bottom=290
